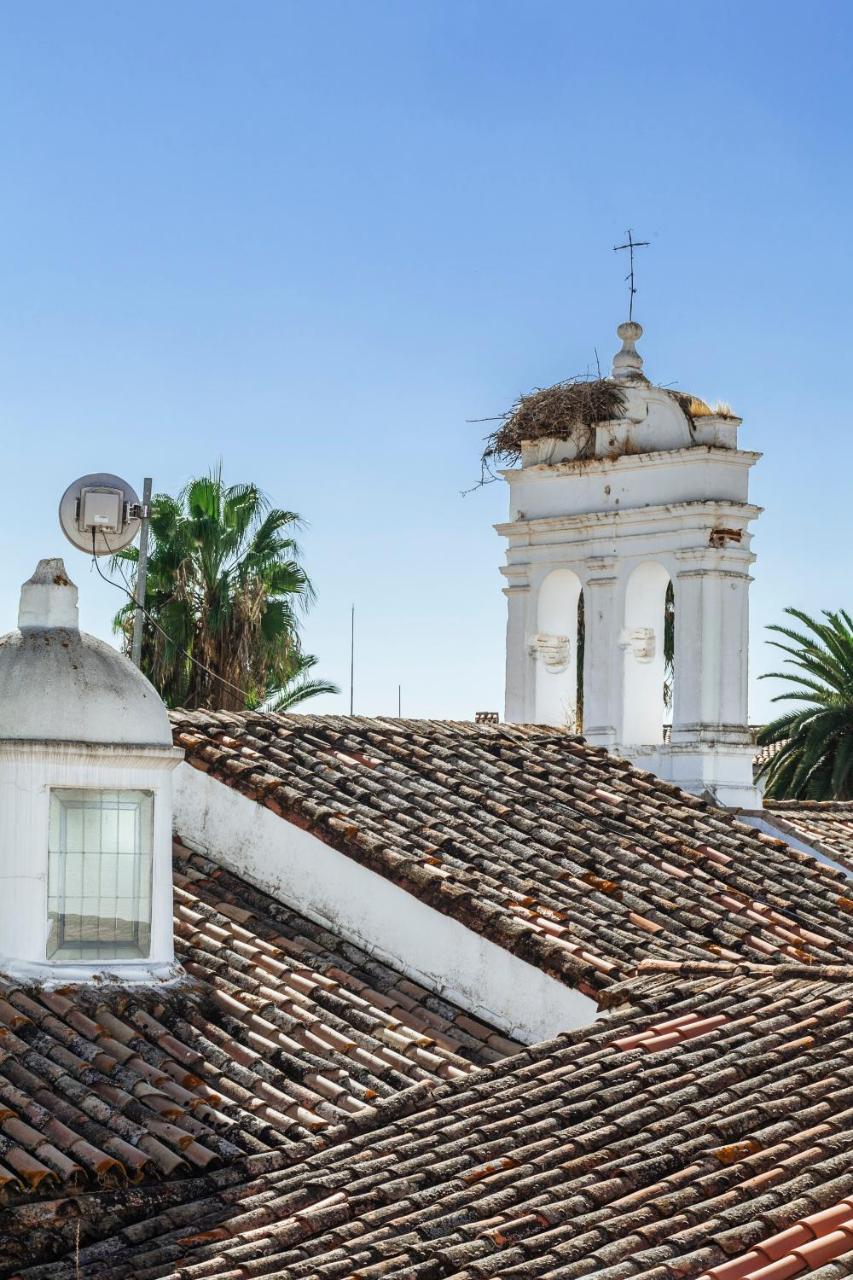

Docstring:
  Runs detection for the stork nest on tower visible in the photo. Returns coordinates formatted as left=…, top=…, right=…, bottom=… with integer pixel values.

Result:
left=480, top=376, right=627, bottom=472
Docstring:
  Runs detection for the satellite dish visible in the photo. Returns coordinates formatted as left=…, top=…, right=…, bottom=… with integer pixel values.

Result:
left=58, top=472, right=141, bottom=556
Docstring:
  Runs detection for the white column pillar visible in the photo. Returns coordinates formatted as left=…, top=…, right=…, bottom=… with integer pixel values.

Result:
left=672, top=557, right=753, bottom=738
left=582, top=559, right=619, bottom=747
left=666, top=549, right=759, bottom=807
left=503, top=571, right=534, bottom=723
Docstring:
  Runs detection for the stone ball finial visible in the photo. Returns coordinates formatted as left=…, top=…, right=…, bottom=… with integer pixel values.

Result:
left=611, top=321, right=647, bottom=382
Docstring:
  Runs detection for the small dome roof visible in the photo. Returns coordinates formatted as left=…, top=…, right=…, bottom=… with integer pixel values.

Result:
left=0, top=559, right=172, bottom=746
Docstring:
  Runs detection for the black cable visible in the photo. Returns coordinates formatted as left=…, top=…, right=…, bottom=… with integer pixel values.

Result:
left=90, top=528, right=253, bottom=703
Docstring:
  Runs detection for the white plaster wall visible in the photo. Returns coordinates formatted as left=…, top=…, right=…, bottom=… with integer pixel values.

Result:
left=499, top=508, right=756, bottom=734
left=174, top=763, right=597, bottom=1044
left=624, top=741, right=760, bottom=809
left=506, top=449, right=759, bottom=522
left=520, top=391, right=736, bottom=468
left=621, top=561, right=670, bottom=745
left=0, top=742, right=182, bottom=983
left=499, top=469, right=761, bottom=801
left=497, top=502, right=760, bottom=570
left=534, top=568, right=581, bottom=727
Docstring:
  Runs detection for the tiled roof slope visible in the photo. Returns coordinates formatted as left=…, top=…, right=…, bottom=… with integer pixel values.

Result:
left=0, top=844, right=516, bottom=1274
left=173, top=841, right=517, bottom=1075
left=754, top=739, right=784, bottom=770
left=12, top=962, right=853, bottom=1280
left=763, top=802, right=853, bottom=873
left=172, top=711, right=853, bottom=994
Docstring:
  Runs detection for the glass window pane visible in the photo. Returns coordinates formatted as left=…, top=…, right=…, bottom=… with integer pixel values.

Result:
left=101, top=806, right=119, bottom=851
left=47, top=790, right=153, bottom=962
left=118, top=807, right=137, bottom=852
left=99, top=856, right=118, bottom=899
left=83, top=806, right=102, bottom=853
left=65, top=807, right=84, bottom=854
left=64, top=852, right=84, bottom=896
left=82, top=854, right=101, bottom=898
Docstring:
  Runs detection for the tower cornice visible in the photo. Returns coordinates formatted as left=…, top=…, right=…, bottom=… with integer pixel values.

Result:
left=501, top=444, right=762, bottom=484
left=496, top=499, right=762, bottom=540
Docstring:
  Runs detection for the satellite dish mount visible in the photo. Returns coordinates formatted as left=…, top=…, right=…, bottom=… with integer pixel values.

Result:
left=58, top=472, right=153, bottom=667
left=59, top=473, right=142, bottom=556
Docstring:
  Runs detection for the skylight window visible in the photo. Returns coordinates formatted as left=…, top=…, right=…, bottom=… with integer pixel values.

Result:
left=46, top=789, right=154, bottom=962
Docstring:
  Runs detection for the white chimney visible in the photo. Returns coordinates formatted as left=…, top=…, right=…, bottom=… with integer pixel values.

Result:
left=0, top=559, right=183, bottom=982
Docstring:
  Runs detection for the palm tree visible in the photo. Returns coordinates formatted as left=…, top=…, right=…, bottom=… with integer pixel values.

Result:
left=260, top=653, right=339, bottom=712
left=663, top=580, right=675, bottom=710
left=113, top=469, right=339, bottom=712
left=756, top=607, right=853, bottom=800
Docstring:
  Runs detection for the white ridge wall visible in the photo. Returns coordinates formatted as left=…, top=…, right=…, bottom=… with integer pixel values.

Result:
left=174, top=762, right=597, bottom=1044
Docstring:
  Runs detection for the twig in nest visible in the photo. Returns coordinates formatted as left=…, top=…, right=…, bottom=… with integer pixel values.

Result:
left=480, top=376, right=627, bottom=472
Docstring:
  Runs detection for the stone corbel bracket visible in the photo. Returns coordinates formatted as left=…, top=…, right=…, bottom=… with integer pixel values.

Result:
left=529, top=633, right=571, bottom=674
left=619, top=626, right=656, bottom=663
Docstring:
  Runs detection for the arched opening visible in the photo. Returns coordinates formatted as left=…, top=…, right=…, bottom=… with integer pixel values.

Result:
left=663, top=580, right=675, bottom=725
left=534, top=569, right=581, bottom=727
left=576, top=590, right=585, bottom=734
left=621, top=561, right=671, bottom=744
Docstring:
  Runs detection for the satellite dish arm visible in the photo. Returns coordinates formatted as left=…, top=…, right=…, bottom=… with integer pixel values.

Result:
left=130, top=478, right=153, bottom=669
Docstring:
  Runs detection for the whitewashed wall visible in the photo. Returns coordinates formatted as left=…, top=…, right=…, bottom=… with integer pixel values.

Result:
left=0, top=742, right=182, bottom=984
left=174, top=763, right=597, bottom=1044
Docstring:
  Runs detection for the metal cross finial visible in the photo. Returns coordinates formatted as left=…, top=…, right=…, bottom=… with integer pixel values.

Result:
left=613, top=229, right=650, bottom=322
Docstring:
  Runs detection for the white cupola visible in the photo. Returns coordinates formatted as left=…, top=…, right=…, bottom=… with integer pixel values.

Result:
left=0, top=559, right=183, bottom=982
left=498, top=322, right=762, bottom=808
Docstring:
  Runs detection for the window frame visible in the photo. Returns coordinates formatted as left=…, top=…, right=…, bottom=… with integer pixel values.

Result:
left=46, top=787, right=155, bottom=964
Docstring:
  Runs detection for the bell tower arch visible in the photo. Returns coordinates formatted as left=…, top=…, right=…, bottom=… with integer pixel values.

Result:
left=498, top=322, right=761, bottom=808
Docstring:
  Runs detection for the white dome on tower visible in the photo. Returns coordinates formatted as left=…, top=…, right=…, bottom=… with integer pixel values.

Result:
left=0, top=559, right=172, bottom=747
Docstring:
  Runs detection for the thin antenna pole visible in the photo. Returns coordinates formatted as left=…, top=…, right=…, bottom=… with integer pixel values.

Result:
left=131, top=477, right=152, bottom=669
left=613, top=229, right=650, bottom=322
left=397, top=684, right=401, bottom=718
left=349, top=604, right=355, bottom=715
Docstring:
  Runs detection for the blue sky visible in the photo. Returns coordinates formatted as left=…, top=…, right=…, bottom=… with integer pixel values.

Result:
left=0, top=0, right=850, bottom=722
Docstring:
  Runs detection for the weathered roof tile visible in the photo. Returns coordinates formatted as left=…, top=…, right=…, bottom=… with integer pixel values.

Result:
left=0, top=841, right=519, bottom=1275
left=171, top=713, right=853, bottom=991
left=8, top=967, right=853, bottom=1279
left=5, top=718, right=853, bottom=1278
left=762, top=803, right=853, bottom=874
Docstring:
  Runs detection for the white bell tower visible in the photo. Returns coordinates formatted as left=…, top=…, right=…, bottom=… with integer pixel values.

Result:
left=498, top=322, right=762, bottom=808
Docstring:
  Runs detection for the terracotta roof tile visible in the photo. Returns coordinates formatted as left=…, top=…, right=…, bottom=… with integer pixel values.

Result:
left=762, top=803, right=853, bottom=874
left=4, top=718, right=853, bottom=1277
left=0, top=842, right=519, bottom=1274
left=171, top=712, right=853, bottom=991
left=10, top=966, right=853, bottom=1280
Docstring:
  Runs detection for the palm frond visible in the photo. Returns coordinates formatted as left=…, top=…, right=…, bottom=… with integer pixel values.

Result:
left=261, top=677, right=340, bottom=713
left=758, top=606, right=853, bottom=799
left=117, top=468, right=323, bottom=713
